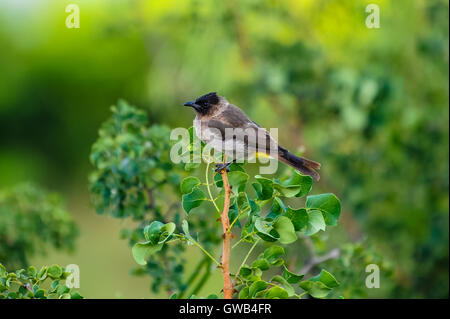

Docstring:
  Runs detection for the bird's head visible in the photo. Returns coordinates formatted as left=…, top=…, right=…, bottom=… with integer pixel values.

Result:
left=184, top=92, right=223, bottom=115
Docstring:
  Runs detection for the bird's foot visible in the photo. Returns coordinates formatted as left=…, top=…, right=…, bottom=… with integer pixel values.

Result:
left=214, top=162, right=231, bottom=173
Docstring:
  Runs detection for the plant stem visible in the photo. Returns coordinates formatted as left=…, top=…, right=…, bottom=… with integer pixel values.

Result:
left=219, top=156, right=233, bottom=299
left=205, top=161, right=220, bottom=213
left=228, top=207, right=250, bottom=233
left=188, top=238, right=221, bottom=267
left=233, top=239, right=260, bottom=286
left=232, top=231, right=257, bottom=249
left=173, top=234, right=221, bottom=267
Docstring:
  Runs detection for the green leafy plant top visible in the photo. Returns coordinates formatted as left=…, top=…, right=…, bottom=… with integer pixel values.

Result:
left=89, top=101, right=220, bottom=296
left=0, top=263, right=83, bottom=299
left=89, top=100, right=184, bottom=220
left=132, top=140, right=342, bottom=299
left=91, top=101, right=343, bottom=299
left=0, top=183, right=78, bottom=269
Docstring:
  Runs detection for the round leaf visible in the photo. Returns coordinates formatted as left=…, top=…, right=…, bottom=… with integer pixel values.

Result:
left=266, top=286, right=289, bottom=299
left=252, top=176, right=274, bottom=200
left=47, top=265, right=63, bottom=279
left=282, top=265, right=304, bottom=284
left=180, top=176, right=201, bottom=194
left=249, top=280, right=268, bottom=297
left=263, top=245, right=285, bottom=264
left=310, top=269, right=340, bottom=288
left=132, top=242, right=163, bottom=265
left=144, top=221, right=164, bottom=244
left=273, top=216, right=297, bottom=244
left=286, top=207, right=308, bottom=231
left=306, top=193, right=341, bottom=226
left=304, top=210, right=326, bottom=236
left=159, top=222, right=176, bottom=244
left=255, top=218, right=279, bottom=242
left=182, top=187, right=206, bottom=214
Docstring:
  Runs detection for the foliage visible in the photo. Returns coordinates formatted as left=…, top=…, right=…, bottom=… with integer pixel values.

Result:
left=0, top=0, right=447, bottom=298
left=325, top=241, right=393, bottom=298
left=0, top=263, right=82, bottom=299
left=89, top=101, right=220, bottom=296
left=113, top=102, right=342, bottom=299
left=0, top=183, right=78, bottom=270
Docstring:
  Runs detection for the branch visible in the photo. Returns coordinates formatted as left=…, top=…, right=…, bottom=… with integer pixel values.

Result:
left=300, top=236, right=340, bottom=275
left=205, top=161, right=220, bottom=212
left=219, top=158, right=234, bottom=299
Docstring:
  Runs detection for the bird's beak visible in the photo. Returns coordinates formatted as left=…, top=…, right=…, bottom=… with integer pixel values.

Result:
left=184, top=101, right=196, bottom=107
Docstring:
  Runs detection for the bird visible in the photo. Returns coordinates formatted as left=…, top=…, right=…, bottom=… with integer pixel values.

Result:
left=183, top=92, right=321, bottom=181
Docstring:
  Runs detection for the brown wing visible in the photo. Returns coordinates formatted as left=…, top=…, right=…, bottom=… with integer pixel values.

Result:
left=207, top=104, right=276, bottom=152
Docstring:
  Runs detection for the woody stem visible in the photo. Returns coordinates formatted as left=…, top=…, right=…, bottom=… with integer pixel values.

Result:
left=220, top=156, right=233, bottom=299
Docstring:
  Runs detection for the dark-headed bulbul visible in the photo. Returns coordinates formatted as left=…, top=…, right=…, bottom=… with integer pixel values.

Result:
left=183, top=92, right=321, bottom=180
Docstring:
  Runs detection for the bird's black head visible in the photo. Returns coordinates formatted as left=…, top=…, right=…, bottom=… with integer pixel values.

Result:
left=184, top=92, right=220, bottom=115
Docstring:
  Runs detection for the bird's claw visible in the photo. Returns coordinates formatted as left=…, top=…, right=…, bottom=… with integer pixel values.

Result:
left=214, top=163, right=231, bottom=173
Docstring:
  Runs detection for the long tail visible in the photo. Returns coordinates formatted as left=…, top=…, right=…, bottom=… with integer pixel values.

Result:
left=277, top=146, right=321, bottom=181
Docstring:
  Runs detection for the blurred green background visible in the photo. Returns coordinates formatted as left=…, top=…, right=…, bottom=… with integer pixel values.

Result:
left=0, top=0, right=448, bottom=298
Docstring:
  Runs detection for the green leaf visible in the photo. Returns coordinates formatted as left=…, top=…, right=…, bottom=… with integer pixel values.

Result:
left=27, top=266, right=37, bottom=278
left=273, top=216, right=297, bottom=244
left=310, top=269, right=340, bottom=288
left=236, top=192, right=250, bottom=212
left=299, top=281, right=332, bottom=298
left=0, top=264, right=6, bottom=276
left=306, top=193, right=341, bottom=226
left=285, top=207, right=308, bottom=231
left=181, top=220, right=192, bottom=239
left=144, top=221, right=164, bottom=244
left=252, top=176, right=274, bottom=200
left=228, top=205, right=241, bottom=229
left=180, top=176, right=201, bottom=194
left=266, top=286, right=289, bottom=299
left=34, top=289, right=46, bottom=299
left=266, top=197, right=286, bottom=220
left=282, top=265, right=304, bottom=284
left=239, top=266, right=252, bottom=280
left=281, top=172, right=313, bottom=197
left=228, top=171, right=249, bottom=194
left=304, top=210, right=326, bottom=236
left=47, top=265, right=63, bottom=279
left=56, top=284, right=70, bottom=296
left=159, top=222, right=176, bottom=244
left=251, top=258, right=270, bottom=271
left=214, top=167, right=248, bottom=189
left=182, top=187, right=207, bottom=214
left=263, top=245, right=285, bottom=264
left=131, top=242, right=163, bottom=265
left=239, top=287, right=250, bottom=299
left=50, top=280, right=59, bottom=291
left=249, top=280, right=268, bottom=297
left=70, top=292, right=83, bottom=299
left=37, top=266, right=47, bottom=280
left=254, top=218, right=279, bottom=242
left=273, top=181, right=301, bottom=198
left=271, top=275, right=295, bottom=296
left=252, top=267, right=263, bottom=277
